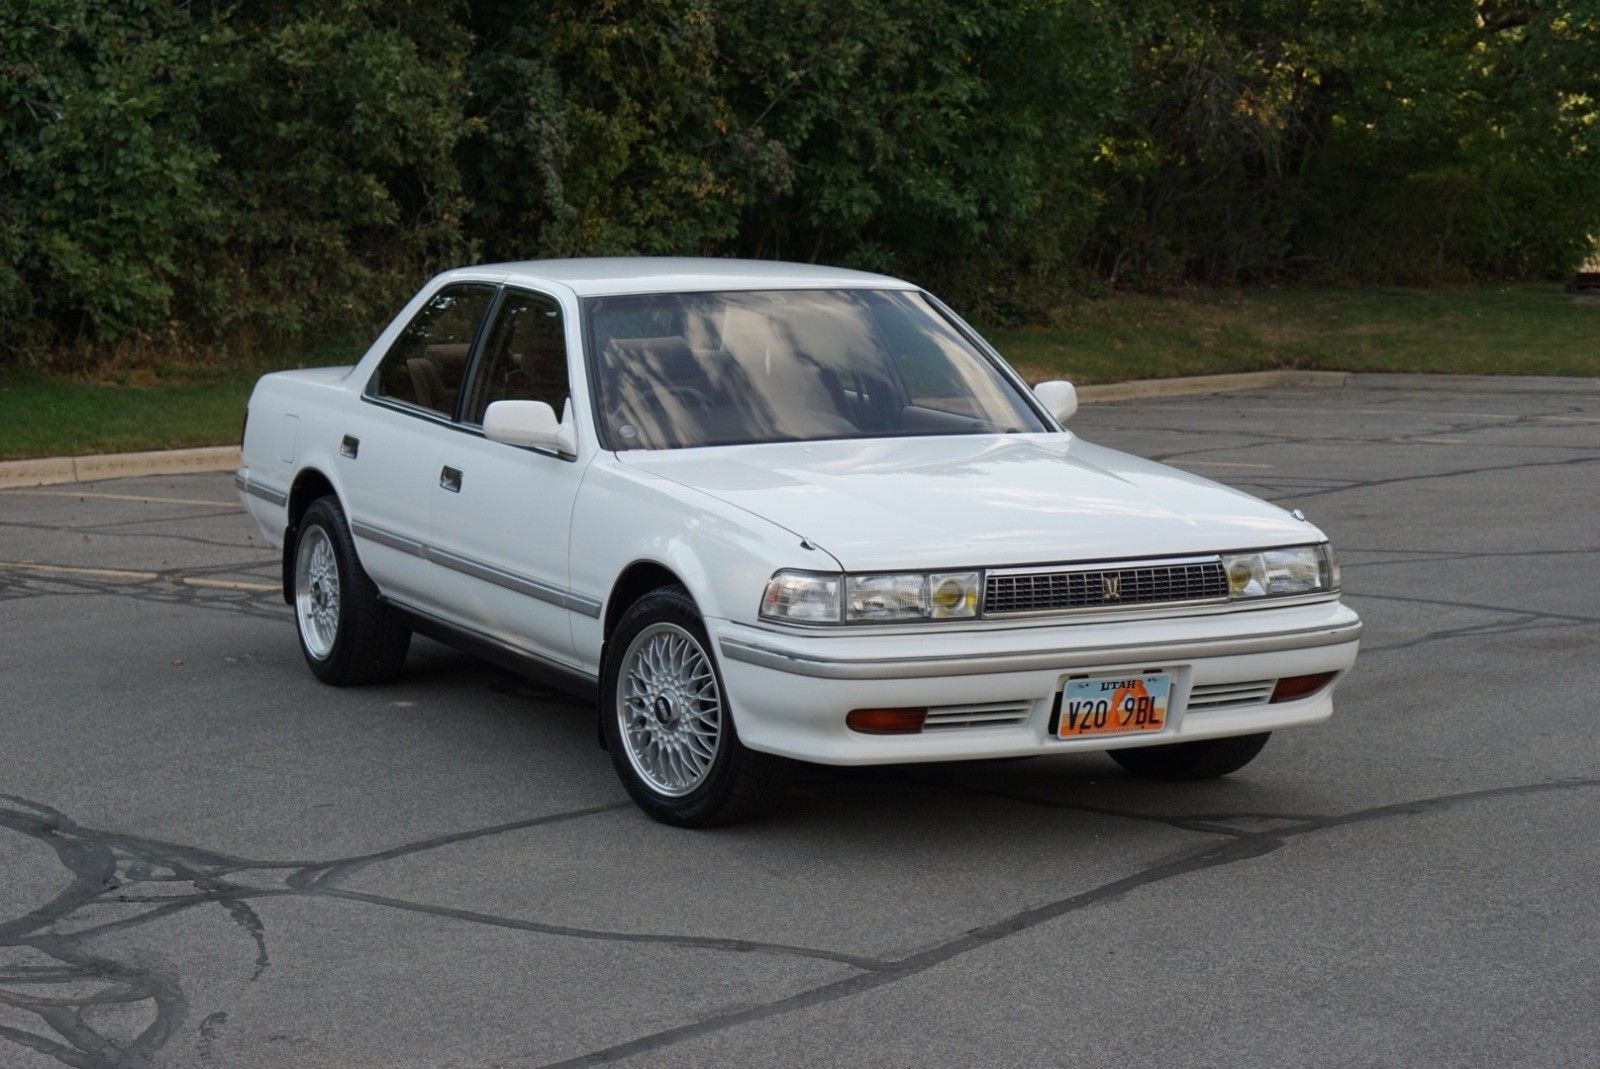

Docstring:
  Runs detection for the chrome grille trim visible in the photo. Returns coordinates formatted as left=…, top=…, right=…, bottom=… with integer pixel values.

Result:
left=924, top=701, right=1033, bottom=730
left=982, top=555, right=1228, bottom=618
left=1187, top=680, right=1276, bottom=711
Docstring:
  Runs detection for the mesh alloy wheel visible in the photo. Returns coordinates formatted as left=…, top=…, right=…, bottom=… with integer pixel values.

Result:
left=615, top=622, right=723, bottom=797
left=294, top=524, right=341, bottom=660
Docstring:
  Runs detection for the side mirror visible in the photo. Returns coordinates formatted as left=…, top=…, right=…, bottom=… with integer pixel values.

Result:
left=1033, top=379, right=1077, bottom=424
left=483, top=400, right=575, bottom=455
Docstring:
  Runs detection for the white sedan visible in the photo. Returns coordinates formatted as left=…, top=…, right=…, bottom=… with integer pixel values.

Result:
left=238, top=258, right=1361, bottom=825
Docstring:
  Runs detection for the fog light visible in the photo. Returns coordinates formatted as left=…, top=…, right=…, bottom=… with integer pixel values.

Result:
left=846, top=708, right=928, bottom=734
left=1270, top=672, right=1337, bottom=703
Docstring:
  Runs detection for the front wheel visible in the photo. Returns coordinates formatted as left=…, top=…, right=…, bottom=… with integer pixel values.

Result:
left=292, top=496, right=411, bottom=685
left=1108, top=732, right=1270, bottom=781
left=600, top=587, right=789, bottom=826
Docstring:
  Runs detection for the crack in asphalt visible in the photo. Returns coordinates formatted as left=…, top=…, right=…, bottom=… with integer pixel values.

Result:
left=1347, top=589, right=1600, bottom=628
left=533, top=777, right=1600, bottom=1068
left=1336, top=585, right=1600, bottom=653
left=3, top=393, right=1595, bottom=1066
left=0, top=516, right=261, bottom=552
left=1138, top=423, right=1600, bottom=464
left=1110, top=396, right=1600, bottom=507
left=0, top=566, right=285, bottom=623
left=1355, top=615, right=1575, bottom=654
left=1340, top=546, right=1600, bottom=567
left=5, top=778, right=1596, bottom=1068
left=1266, top=454, right=1600, bottom=504
left=0, top=794, right=889, bottom=1069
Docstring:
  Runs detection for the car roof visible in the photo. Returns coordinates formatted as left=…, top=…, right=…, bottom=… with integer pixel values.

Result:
left=442, top=257, right=917, bottom=298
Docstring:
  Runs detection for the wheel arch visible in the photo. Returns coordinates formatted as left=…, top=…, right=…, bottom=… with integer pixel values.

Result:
left=603, top=559, right=692, bottom=643
left=597, top=559, right=701, bottom=752
left=281, top=467, right=341, bottom=604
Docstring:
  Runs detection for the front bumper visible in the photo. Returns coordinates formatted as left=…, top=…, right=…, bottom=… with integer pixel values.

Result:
left=710, top=599, right=1360, bottom=764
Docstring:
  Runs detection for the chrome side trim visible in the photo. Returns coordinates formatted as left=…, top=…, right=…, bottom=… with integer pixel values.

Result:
left=360, top=393, right=581, bottom=463
left=235, top=470, right=288, bottom=507
left=719, top=619, right=1362, bottom=680
left=382, top=595, right=599, bottom=683
left=360, top=392, right=462, bottom=428
left=426, top=544, right=603, bottom=617
left=349, top=519, right=426, bottom=557
left=348, top=519, right=602, bottom=618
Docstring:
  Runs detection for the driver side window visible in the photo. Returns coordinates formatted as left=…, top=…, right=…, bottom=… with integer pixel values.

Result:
left=464, top=289, right=570, bottom=425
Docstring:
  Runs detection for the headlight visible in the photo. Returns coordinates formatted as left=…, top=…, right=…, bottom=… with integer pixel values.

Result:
left=760, top=570, right=980, bottom=623
left=759, top=571, right=840, bottom=623
left=846, top=571, right=980, bottom=622
left=1221, top=543, right=1338, bottom=599
left=846, top=573, right=926, bottom=621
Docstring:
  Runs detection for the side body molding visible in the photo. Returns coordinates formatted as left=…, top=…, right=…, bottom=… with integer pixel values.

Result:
left=235, top=470, right=289, bottom=507
left=349, top=519, right=603, bottom=618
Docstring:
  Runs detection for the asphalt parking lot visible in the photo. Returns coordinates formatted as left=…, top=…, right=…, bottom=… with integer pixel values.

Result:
left=2, top=374, right=1598, bottom=1069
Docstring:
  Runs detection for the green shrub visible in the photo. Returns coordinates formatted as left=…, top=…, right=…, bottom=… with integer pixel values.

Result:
left=2, top=0, right=1595, bottom=365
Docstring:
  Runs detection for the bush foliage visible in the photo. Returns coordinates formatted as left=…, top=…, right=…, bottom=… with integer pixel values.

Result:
left=2, top=0, right=1596, bottom=362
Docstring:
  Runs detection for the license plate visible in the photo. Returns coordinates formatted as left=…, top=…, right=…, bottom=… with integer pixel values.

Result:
left=1057, top=672, right=1172, bottom=739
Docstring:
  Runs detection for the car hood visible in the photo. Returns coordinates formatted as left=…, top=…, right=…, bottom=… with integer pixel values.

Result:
left=618, top=434, right=1320, bottom=571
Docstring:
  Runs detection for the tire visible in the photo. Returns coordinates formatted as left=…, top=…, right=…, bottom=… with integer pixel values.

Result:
left=292, top=496, right=411, bottom=685
left=1108, top=732, right=1271, bottom=781
left=600, top=586, right=790, bottom=827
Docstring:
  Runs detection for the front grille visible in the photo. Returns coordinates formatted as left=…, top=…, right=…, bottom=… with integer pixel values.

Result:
left=983, top=558, right=1227, bottom=617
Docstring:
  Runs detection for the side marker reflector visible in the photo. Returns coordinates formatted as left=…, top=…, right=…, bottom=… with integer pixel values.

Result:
left=1270, top=672, right=1337, bottom=703
left=846, top=708, right=928, bottom=735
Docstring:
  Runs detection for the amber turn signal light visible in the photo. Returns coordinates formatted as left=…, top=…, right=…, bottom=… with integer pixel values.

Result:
left=1270, top=671, right=1337, bottom=703
left=846, top=707, right=928, bottom=734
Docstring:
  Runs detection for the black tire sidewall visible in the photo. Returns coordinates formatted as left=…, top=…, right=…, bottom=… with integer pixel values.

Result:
left=294, top=498, right=357, bottom=683
left=600, top=588, right=745, bottom=823
left=1110, top=731, right=1271, bottom=781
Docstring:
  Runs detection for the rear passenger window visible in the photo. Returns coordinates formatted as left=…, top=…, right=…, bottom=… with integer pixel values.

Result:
left=373, top=284, right=497, bottom=417
left=464, top=289, right=569, bottom=425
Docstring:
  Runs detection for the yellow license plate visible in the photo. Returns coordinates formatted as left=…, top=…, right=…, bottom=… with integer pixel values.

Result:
left=1057, top=673, right=1171, bottom=739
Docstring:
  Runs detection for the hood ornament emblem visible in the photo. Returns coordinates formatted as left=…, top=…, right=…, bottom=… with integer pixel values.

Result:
left=1102, top=575, right=1122, bottom=601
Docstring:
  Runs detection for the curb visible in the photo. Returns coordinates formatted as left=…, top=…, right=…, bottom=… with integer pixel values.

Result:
left=0, top=369, right=1351, bottom=490
left=0, top=446, right=240, bottom=490
left=1346, top=372, right=1600, bottom=395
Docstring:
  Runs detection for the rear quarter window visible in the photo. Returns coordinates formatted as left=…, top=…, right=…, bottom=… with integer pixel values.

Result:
left=372, top=284, right=497, bottom=417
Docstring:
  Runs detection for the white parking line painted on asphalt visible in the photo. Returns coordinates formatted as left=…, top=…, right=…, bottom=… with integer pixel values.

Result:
left=0, top=560, right=161, bottom=580
left=1174, top=460, right=1275, bottom=469
left=1345, top=408, right=1521, bottom=420
left=180, top=576, right=280, bottom=592
left=2, top=489, right=243, bottom=508
left=0, top=559, right=278, bottom=592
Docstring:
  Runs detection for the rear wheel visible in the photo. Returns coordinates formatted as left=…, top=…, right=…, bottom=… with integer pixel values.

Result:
left=600, top=586, right=789, bottom=826
left=1108, top=732, right=1270, bottom=781
left=292, top=496, right=411, bottom=685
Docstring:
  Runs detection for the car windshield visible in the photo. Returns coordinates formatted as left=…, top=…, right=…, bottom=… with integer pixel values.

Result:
left=585, top=288, right=1046, bottom=450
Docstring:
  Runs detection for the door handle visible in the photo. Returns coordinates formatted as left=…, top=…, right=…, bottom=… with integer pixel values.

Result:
left=439, top=466, right=463, bottom=493
left=340, top=434, right=359, bottom=458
